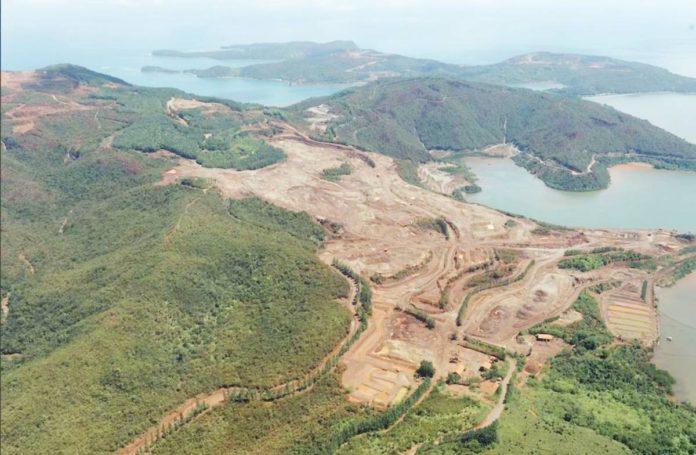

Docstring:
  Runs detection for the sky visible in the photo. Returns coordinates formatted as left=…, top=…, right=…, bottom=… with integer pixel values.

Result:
left=2, top=0, right=696, bottom=75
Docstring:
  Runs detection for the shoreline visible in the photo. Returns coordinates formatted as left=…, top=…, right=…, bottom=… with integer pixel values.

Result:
left=463, top=156, right=696, bottom=232
left=609, top=162, right=655, bottom=171
left=586, top=90, right=696, bottom=98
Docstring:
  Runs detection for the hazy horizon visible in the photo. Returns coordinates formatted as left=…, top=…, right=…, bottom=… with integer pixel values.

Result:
left=3, top=0, right=696, bottom=77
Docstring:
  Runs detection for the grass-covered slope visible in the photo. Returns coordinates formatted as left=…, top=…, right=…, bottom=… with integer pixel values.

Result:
left=151, top=371, right=370, bottom=454
left=480, top=343, right=696, bottom=454
left=152, top=376, right=486, bottom=455
left=1, top=69, right=351, bottom=453
left=336, top=384, right=487, bottom=454
left=291, top=78, right=696, bottom=190
left=459, top=52, right=696, bottom=96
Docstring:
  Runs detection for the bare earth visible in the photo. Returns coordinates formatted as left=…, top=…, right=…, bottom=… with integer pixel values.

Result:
left=1, top=73, right=97, bottom=135
left=1, top=294, right=9, bottom=323
left=160, top=118, right=678, bottom=408
left=417, top=162, right=471, bottom=194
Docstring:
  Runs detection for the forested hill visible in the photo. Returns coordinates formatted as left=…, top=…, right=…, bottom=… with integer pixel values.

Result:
left=1, top=65, right=352, bottom=453
left=290, top=78, right=696, bottom=191
left=31, top=63, right=130, bottom=90
left=458, top=52, right=696, bottom=96
left=231, top=51, right=463, bottom=84
left=147, top=49, right=464, bottom=84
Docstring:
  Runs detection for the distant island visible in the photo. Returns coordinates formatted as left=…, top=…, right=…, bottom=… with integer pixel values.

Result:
left=149, top=41, right=696, bottom=96
left=141, top=65, right=179, bottom=74
left=153, top=40, right=358, bottom=60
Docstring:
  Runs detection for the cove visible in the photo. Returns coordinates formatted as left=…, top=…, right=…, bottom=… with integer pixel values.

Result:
left=464, top=158, right=696, bottom=232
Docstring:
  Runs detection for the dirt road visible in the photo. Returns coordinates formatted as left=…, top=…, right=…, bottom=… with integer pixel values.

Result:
left=475, top=359, right=516, bottom=429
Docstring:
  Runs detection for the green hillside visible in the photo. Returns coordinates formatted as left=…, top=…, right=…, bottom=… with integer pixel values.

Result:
left=145, top=50, right=464, bottom=84
left=0, top=68, right=352, bottom=453
left=27, top=63, right=130, bottom=93
left=234, top=51, right=463, bottom=84
left=291, top=78, right=696, bottom=190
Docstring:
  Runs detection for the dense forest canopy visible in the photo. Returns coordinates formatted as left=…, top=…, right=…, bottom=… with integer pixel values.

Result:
left=0, top=66, right=350, bottom=453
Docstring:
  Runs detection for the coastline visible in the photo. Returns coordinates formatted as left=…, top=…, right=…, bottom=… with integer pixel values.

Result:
left=609, top=162, right=655, bottom=171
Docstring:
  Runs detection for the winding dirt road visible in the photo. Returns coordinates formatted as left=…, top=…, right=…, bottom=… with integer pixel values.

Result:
left=475, top=359, right=516, bottom=429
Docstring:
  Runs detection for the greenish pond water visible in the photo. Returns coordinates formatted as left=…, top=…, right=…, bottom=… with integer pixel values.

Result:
left=465, top=158, right=696, bottom=232
left=465, top=92, right=696, bottom=232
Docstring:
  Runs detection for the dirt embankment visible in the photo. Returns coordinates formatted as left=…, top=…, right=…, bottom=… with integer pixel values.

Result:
left=417, top=163, right=471, bottom=194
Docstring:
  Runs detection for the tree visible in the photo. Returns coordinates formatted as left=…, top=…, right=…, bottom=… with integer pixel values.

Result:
left=416, top=360, right=435, bottom=378
left=446, top=372, right=461, bottom=384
